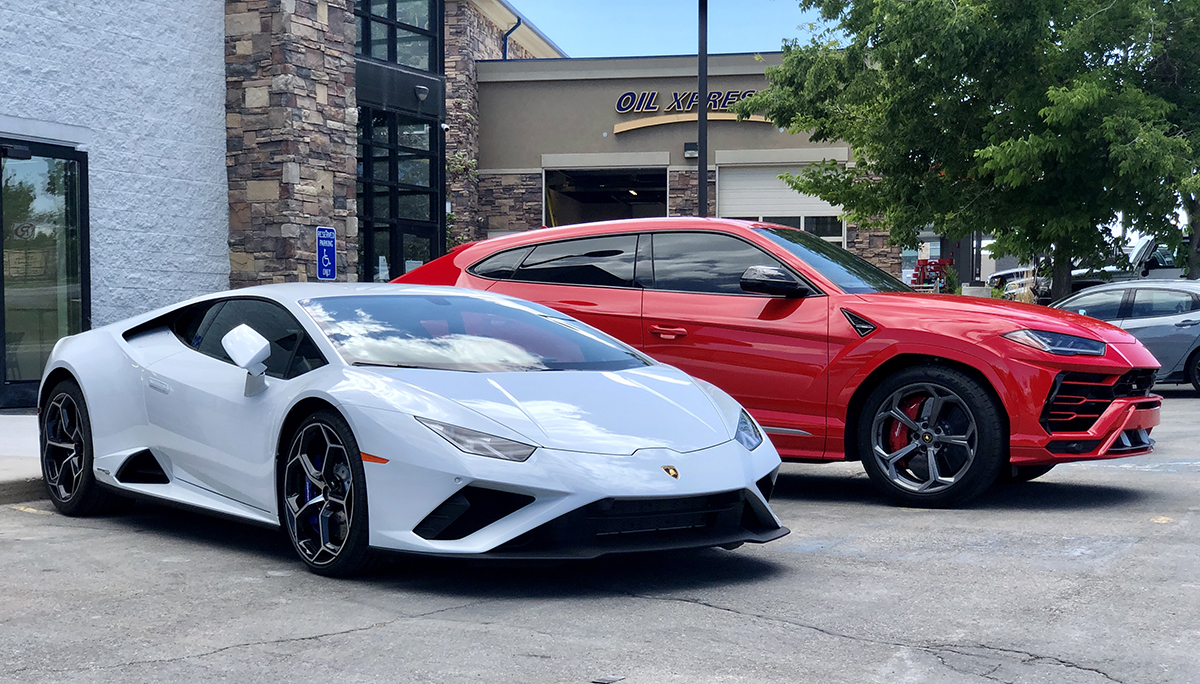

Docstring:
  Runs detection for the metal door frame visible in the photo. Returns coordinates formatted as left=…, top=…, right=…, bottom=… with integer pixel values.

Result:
left=0, top=137, right=89, bottom=408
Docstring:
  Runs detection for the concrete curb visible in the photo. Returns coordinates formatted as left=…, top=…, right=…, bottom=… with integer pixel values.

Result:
left=0, top=478, right=46, bottom=505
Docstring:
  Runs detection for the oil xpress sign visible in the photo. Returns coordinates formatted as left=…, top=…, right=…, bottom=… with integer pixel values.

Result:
left=614, top=89, right=756, bottom=114
left=316, top=226, right=336, bottom=281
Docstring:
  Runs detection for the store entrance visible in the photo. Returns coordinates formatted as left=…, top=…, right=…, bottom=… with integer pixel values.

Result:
left=544, top=168, right=666, bottom=227
left=1, top=140, right=88, bottom=408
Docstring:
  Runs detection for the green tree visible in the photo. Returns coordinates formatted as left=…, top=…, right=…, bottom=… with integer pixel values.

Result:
left=735, top=0, right=1193, bottom=298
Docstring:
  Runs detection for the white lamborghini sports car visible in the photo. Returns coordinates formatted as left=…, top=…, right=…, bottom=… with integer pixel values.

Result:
left=38, top=284, right=788, bottom=575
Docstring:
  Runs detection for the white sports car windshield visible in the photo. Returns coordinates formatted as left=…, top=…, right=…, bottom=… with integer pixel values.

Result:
left=300, top=294, right=650, bottom=372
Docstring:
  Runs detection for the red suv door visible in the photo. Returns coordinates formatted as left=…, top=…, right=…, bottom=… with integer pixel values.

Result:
left=479, top=233, right=644, bottom=349
left=640, top=231, right=830, bottom=459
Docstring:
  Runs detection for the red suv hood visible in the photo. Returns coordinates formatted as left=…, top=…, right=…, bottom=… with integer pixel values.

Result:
left=849, top=293, right=1139, bottom=345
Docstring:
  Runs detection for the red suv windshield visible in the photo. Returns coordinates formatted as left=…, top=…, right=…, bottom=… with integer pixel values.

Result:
left=755, top=227, right=910, bottom=294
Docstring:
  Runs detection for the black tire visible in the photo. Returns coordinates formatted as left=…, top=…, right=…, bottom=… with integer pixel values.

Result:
left=280, top=409, right=376, bottom=577
left=40, top=380, right=127, bottom=516
left=1188, top=349, right=1200, bottom=395
left=858, top=365, right=1006, bottom=507
left=1001, top=464, right=1056, bottom=483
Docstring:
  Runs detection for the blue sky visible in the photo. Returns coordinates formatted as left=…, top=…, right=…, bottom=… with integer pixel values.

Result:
left=509, top=0, right=823, bottom=58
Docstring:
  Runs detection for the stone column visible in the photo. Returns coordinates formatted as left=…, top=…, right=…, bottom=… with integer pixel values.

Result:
left=224, top=0, right=357, bottom=287
left=846, top=225, right=903, bottom=276
left=668, top=169, right=716, bottom=218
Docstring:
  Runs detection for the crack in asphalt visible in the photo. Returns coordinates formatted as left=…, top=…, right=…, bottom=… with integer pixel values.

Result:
left=0, top=598, right=495, bottom=677
left=622, top=591, right=1127, bottom=684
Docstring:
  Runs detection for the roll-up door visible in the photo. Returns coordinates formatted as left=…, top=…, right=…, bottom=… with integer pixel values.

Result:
left=717, top=165, right=840, bottom=220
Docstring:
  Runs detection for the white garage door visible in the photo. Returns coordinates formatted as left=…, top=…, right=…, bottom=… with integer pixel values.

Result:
left=717, top=165, right=842, bottom=231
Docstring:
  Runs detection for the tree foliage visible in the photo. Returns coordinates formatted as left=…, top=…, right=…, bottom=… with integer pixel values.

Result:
left=734, top=0, right=1196, bottom=295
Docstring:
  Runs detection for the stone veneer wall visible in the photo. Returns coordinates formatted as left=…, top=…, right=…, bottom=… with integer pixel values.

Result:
left=668, top=169, right=716, bottom=218
left=846, top=226, right=903, bottom=276
left=224, top=0, right=357, bottom=287
left=477, top=172, right=542, bottom=234
left=444, top=1, right=534, bottom=244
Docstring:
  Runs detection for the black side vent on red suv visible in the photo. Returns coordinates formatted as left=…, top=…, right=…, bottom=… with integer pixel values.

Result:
left=1041, top=369, right=1157, bottom=434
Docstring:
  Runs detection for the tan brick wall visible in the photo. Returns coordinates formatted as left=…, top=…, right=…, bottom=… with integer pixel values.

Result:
left=477, top=172, right=542, bottom=236
left=668, top=169, right=716, bottom=218
left=846, top=226, right=903, bottom=276
left=445, top=1, right=535, bottom=244
left=225, top=0, right=357, bottom=287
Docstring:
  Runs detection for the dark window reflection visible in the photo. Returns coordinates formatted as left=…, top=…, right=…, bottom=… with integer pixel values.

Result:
left=651, top=233, right=783, bottom=295
left=514, top=236, right=638, bottom=288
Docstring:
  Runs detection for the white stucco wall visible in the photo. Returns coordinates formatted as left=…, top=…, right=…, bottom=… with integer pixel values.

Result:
left=0, top=0, right=229, bottom=325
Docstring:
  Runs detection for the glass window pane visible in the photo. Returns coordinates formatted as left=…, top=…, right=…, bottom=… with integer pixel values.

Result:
left=763, top=216, right=801, bottom=229
left=651, top=233, right=782, bottom=294
left=515, top=236, right=638, bottom=288
left=396, top=121, right=430, bottom=150
left=396, top=0, right=430, bottom=29
left=396, top=155, right=429, bottom=187
left=370, top=21, right=389, bottom=60
left=1060, top=290, right=1125, bottom=320
left=371, top=111, right=391, bottom=144
left=803, top=216, right=843, bottom=238
left=372, top=192, right=390, bottom=219
left=1130, top=289, right=1197, bottom=319
left=193, top=300, right=305, bottom=379
left=355, top=14, right=365, bottom=55
left=395, top=28, right=430, bottom=70
left=370, top=0, right=388, bottom=18
left=373, top=231, right=392, bottom=282
left=3, top=155, right=83, bottom=382
left=402, top=232, right=431, bottom=273
left=371, top=157, right=390, bottom=183
left=396, top=192, right=431, bottom=221
left=469, top=247, right=533, bottom=280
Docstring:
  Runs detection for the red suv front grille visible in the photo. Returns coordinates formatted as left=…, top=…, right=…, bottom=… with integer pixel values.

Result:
left=1040, top=370, right=1156, bottom=434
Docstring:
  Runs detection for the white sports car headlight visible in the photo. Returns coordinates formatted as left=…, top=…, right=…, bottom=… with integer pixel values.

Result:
left=735, top=410, right=763, bottom=451
left=417, top=418, right=537, bottom=462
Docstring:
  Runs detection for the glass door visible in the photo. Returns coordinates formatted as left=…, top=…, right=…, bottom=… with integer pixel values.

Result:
left=1, top=139, right=88, bottom=408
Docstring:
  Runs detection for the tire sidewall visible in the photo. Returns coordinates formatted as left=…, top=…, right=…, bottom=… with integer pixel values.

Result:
left=1189, top=349, right=1200, bottom=394
left=858, top=365, right=1006, bottom=507
left=281, top=409, right=372, bottom=577
left=40, top=381, right=101, bottom=516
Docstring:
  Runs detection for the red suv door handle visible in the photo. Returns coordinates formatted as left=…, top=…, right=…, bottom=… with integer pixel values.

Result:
left=649, top=325, right=689, bottom=340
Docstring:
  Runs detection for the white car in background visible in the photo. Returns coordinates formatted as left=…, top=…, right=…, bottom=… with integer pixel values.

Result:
left=38, top=284, right=787, bottom=576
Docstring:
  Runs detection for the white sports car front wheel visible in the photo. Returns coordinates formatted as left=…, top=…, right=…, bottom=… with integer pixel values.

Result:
left=281, top=409, right=376, bottom=576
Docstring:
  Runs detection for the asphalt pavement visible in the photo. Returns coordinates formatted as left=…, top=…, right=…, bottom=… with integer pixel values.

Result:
left=0, top=390, right=1197, bottom=683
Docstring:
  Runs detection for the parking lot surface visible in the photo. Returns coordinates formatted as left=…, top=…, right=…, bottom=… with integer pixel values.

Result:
left=1, top=389, right=1197, bottom=684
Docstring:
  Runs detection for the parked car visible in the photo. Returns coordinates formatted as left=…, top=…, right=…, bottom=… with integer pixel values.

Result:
left=39, top=284, right=788, bottom=575
left=1053, top=281, right=1200, bottom=393
left=396, top=218, right=1162, bottom=506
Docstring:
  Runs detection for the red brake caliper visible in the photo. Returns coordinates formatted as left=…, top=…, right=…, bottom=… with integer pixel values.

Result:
left=887, top=397, right=924, bottom=464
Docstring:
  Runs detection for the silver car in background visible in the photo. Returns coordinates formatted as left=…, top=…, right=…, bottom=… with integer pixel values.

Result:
left=1054, top=281, right=1200, bottom=393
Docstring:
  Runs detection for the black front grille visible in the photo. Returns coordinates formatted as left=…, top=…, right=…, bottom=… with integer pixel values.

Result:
left=494, top=489, right=778, bottom=556
left=1041, top=369, right=1157, bottom=434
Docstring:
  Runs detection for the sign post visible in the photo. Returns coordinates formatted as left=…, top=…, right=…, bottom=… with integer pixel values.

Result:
left=316, top=226, right=337, bottom=281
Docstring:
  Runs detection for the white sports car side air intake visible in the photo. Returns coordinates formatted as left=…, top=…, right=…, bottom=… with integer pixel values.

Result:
left=38, top=284, right=787, bottom=575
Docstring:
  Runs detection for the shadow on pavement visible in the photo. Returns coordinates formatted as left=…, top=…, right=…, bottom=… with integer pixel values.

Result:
left=771, top=466, right=1152, bottom=512
left=1152, top=386, right=1197, bottom=400
left=108, top=500, right=788, bottom=595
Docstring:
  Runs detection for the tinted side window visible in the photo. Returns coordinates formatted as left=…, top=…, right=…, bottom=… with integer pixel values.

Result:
left=1060, top=290, right=1126, bottom=321
left=193, top=299, right=323, bottom=379
left=512, top=235, right=637, bottom=287
left=1129, top=289, right=1199, bottom=319
left=651, top=232, right=785, bottom=295
left=172, top=301, right=225, bottom=349
left=469, top=246, right=532, bottom=280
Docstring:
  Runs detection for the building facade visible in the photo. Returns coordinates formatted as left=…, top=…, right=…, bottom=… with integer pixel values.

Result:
left=1, top=0, right=896, bottom=407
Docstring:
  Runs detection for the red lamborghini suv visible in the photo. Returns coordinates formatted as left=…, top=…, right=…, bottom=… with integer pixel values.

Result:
left=396, top=218, right=1161, bottom=506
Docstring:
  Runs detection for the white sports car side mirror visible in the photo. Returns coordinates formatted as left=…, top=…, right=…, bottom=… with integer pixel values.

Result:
left=221, top=324, right=271, bottom=396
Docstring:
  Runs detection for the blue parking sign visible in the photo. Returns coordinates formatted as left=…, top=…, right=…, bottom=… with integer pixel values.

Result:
left=316, top=226, right=336, bottom=281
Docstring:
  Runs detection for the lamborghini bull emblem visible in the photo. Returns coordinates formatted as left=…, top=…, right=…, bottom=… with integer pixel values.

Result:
left=662, top=465, right=680, bottom=479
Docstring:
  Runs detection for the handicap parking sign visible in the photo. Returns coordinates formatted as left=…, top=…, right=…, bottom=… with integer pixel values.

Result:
left=316, top=226, right=336, bottom=281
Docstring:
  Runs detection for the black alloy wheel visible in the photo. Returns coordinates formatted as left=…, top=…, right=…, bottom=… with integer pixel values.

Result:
left=40, top=380, right=126, bottom=516
left=858, top=366, right=1006, bottom=507
left=281, top=409, right=375, bottom=576
left=1189, top=348, right=1200, bottom=395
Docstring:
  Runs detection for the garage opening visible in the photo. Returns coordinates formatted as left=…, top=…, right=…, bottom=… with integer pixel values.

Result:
left=544, top=168, right=666, bottom=227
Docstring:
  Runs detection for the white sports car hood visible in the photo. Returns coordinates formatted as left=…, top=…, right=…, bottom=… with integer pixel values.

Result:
left=372, top=365, right=732, bottom=455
